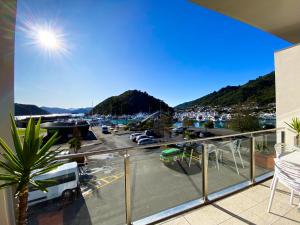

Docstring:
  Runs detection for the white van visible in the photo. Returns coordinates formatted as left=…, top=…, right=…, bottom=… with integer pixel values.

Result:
left=28, top=162, right=80, bottom=206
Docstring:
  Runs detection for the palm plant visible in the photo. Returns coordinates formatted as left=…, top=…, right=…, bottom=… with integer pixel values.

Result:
left=69, top=136, right=81, bottom=154
left=285, top=117, right=300, bottom=135
left=285, top=117, right=300, bottom=145
left=0, top=115, right=62, bottom=225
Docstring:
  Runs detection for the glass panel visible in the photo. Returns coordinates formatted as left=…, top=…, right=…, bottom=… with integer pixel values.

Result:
left=28, top=152, right=125, bottom=225
left=207, top=136, right=251, bottom=196
left=254, top=131, right=276, bottom=178
left=129, top=144, right=203, bottom=221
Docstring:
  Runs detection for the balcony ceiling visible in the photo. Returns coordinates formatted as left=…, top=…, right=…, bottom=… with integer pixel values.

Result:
left=192, top=0, right=300, bottom=43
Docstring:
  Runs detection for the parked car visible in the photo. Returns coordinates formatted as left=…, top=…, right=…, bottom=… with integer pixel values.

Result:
left=166, top=143, right=185, bottom=149
left=101, top=125, right=109, bottom=134
left=144, top=129, right=155, bottom=136
left=130, top=132, right=143, bottom=141
left=198, top=131, right=214, bottom=138
left=136, top=134, right=153, bottom=142
left=137, top=138, right=157, bottom=145
left=172, top=127, right=184, bottom=134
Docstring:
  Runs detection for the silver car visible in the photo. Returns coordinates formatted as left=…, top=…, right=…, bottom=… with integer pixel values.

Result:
left=137, top=138, right=157, bottom=145
left=136, top=134, right=153, bottom=142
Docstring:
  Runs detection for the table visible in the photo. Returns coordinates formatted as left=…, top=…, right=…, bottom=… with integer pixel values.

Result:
left=280, top=150, right=300, bottom=167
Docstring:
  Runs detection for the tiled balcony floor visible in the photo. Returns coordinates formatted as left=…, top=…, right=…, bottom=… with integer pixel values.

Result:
left=159, top=179, right=300, bottom=225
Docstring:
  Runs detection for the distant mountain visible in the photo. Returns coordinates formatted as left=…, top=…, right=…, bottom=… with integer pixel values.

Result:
left=175, top=71, right=275, bottom=110
left=41, top=106, right=92, bottom=114
left=92, top=90, right=173, bottom=115
left=15, top=103, right=49, bottom=116
left=40, top=107, right=70, bottom=114
left=70, top=107, right=92, bottom=114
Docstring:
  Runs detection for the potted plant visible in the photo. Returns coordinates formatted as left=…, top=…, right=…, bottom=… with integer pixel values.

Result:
left=285, top=117, right=300, bottom=146
left=0, top=115, right=62, bottom=225
left=255, top=142, right=275, bottom=169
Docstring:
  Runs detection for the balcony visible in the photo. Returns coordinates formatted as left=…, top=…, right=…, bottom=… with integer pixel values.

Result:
left=159, top=179, right=300, bottom=225
left=25, top=128, right=285, bottom=225
left=1, top=1, right=300, bottom=225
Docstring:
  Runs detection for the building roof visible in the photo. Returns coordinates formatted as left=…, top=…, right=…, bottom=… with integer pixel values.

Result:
left=192, top=0, right=300, bottom=43
left=40, top=121, right=90, bottom=129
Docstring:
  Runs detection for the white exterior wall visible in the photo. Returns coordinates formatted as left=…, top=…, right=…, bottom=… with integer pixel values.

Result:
left=275, top=44, right=300, bottom=145
left=0, top=1, right=17, bottom=225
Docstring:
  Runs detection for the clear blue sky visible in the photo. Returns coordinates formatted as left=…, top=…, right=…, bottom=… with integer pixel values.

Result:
left=15, top=0, right=291, bottom=108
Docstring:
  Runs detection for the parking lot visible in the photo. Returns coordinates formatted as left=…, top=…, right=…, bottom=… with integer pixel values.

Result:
left=28, top=131, right=273, bottom=225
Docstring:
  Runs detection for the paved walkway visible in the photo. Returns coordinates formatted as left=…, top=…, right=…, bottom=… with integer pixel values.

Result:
left=159, top=179, right=300, bottom=225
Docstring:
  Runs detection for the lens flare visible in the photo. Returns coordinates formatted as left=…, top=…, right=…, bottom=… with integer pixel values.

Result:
left=18, top=18, right=70, bottom=57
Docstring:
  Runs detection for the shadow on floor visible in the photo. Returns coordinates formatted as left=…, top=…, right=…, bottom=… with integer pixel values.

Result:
left=163, top=160, right=202, bottom=175
left=28, top=194, right=92, bottom=225
left=84, top=130, right=97, bottom=141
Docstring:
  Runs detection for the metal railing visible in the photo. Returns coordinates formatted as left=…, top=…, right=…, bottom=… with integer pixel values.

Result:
left=56, top=127, right=285, bottom=225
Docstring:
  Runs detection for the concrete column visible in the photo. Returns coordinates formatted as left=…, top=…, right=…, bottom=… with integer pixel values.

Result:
left=0, top=0, right=17, bottom=225
left=275, top=44, right=300, bottom=145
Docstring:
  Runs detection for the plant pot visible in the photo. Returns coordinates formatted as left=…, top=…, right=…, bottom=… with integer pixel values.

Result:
left=255, top=152, right=275, bottom=169
left=294, top=135, right=300, bottom=147
left=72, top=156, right=87, bottom=166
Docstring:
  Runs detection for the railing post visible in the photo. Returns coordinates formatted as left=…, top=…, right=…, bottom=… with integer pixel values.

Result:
left=281, top=131, right=285, bottom=143
left=202, top=143, right=208, bottom=202
left=250, top=135, right=255, bottom=184
left=124, top=153, right=132, bottom=225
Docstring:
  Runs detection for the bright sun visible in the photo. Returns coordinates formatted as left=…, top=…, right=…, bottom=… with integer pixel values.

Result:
left=17, top=13, right=70, bottom=57
left=36, top=29, right=60, bottom=50
left=20, top=20, right=69, bottom=56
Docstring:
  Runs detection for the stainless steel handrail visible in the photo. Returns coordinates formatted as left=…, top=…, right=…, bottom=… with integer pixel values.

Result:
left=124, top=153, right=132, bottom=225
left=202, top=144, right=208, bottom=202
left=250, top=135, right=256, bottom=184
left=56, top=127, right=285, bottom=160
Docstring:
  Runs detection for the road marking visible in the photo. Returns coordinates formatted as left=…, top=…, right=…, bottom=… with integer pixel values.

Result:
left=100, top=178, right=109, bottom=183
left=82, top=172, right=124, bottom=197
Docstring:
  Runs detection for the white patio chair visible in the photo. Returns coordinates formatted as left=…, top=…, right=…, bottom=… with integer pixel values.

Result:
left=230, top=139, right=244, bottom=174
left=271, top=143, right=300, bottom=199
left=185, top=144, right=219, bottom=170
left=207, top=144, right=220, bottom=170
left=218, top=139, right=244, bottom=175
left=268, top=158, right=300, bottom=212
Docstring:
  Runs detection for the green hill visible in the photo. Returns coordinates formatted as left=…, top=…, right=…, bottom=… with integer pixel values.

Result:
left=175, top=71, right=275, bottom=109
left=15, top=103, right=49, bottom=116
left=93, top=90, right=173, bottom=115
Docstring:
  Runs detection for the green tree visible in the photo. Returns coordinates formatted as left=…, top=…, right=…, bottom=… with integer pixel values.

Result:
left=183, top=130, right=198, bottom=139
left=0, top=115, right=61, bottom=225
left=182, top=117, right=195, bottom=127
left=142, top=119, right=154, bottom=130
left=228, top=103, right=260, bottom=132
left=229, top=114, right=260, bottom=132
left=153, top=114, right=173, bottom=137
left=204, top=120, right=214, bottom=129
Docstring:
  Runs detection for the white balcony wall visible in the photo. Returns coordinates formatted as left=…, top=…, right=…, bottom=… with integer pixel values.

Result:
left=275, top=44, right=300, bottom=145
left=0, top=1, right=17, bottom=225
